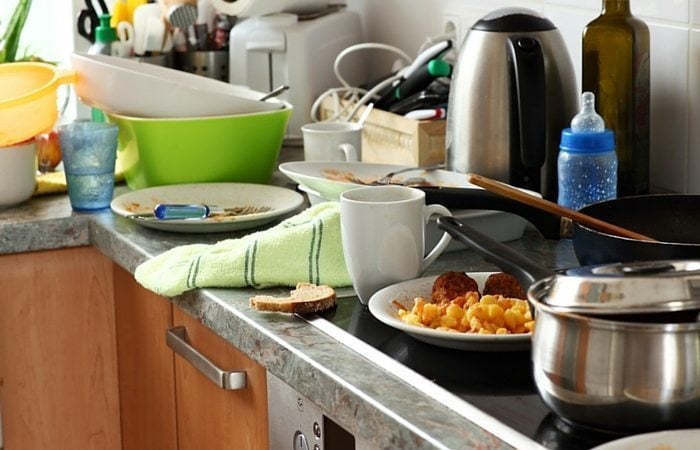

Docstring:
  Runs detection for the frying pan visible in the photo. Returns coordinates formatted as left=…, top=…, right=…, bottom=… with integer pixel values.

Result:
left=419, top=187, right=700, bottom=265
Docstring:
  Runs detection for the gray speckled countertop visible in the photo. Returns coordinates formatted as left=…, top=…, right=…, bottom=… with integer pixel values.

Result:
left=0, top=148, right=579, bottom=450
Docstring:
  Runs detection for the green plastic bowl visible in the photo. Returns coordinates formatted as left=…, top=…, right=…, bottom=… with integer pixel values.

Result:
left=105, top=103, right=292, bottom=189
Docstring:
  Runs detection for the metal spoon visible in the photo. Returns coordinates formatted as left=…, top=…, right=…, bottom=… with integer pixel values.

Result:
left=259, top=85, right=290, bottom=102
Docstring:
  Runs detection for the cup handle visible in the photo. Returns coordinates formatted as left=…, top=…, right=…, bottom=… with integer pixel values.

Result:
left=338, top=143, right=359, bottom=162
left=422, top=204, right=452, bottom=271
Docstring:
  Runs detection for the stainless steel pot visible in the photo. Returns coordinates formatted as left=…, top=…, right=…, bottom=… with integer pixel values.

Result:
left=530, top=281, right=700, bottom=432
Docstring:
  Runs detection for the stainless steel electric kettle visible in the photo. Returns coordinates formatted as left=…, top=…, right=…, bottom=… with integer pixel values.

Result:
left=446, top=8, right=578, bottom=201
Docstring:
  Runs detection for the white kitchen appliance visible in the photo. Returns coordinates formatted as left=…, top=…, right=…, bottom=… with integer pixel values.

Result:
left=228, top=9, right=365, bottom=140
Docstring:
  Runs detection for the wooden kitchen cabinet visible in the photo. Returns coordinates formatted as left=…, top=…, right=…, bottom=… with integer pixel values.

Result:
left=114, top=264, right=269, bottom=450
left=113, top=264, right=178, bottom=450
left=0, top=247, right=121, bottom=450
left=172, top=307, right=269, bottom=450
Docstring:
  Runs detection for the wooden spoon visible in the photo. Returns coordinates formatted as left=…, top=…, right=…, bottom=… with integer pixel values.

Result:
left=467, top=173, right=658, bottom=242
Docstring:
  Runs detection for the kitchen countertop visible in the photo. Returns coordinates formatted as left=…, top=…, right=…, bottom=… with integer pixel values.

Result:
left=0, top=148, right=579, bottom=450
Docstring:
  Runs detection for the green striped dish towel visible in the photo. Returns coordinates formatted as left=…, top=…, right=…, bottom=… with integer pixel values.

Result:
left=134, top=202, right=351, bottom=297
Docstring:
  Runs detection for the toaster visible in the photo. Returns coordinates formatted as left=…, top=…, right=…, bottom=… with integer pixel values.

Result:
left=229, top=10, right=365, bottom=140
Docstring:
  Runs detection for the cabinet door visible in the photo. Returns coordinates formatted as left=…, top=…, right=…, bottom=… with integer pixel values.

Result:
left=113, top=264, right=178, bottom=450
left=0, top=247, right=121, bottom=450
left=172, top=307, right=269, bottom=450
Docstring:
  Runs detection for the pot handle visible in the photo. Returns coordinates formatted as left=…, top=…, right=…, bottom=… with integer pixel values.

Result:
left=418, top=186, right=564, bottom=239
left=437, top=216, right=554, bottom=289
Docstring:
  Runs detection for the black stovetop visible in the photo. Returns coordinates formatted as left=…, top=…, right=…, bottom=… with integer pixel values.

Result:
left=315, top=296, right=632, bottom=450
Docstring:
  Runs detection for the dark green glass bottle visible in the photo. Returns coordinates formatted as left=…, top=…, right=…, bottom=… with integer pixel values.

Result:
left=582, top=0, right=650, bottom=196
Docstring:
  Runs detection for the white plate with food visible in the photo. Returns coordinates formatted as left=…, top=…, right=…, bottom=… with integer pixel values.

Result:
left=278, top=161, right=471, bottom=201
left=280, top=161, right=536, bottom=245
left=591, top=429, right=700, bottom=450
left=368, top=272, right=533, bottom=352
left=111, top=183, right=304, bottom=233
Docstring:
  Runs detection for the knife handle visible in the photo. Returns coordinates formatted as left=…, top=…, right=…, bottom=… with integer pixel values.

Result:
left=154, top=204, right=212, bottom=220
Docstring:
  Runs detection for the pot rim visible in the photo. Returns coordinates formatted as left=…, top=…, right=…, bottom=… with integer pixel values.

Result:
left=528, top=279, right=700, bottom=331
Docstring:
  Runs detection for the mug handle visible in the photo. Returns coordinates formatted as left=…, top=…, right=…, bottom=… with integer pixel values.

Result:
left=421, top=204, right=452, bottom=271
left=338, top=143, right=359, bottom=162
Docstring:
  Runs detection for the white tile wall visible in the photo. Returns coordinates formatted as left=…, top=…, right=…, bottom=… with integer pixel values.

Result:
left=347, top=0, right=699, bottom=193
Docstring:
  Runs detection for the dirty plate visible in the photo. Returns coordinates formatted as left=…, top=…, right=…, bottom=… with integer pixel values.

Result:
left=591, top=429, right=700, bottom=450
left=368, top=273, right=532, bottom=352
left=278, top=161, right=470, bottom=201
left=111, top=183, right=304, bottom=233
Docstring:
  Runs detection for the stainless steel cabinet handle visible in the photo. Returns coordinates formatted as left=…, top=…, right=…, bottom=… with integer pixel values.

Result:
left=166, top=326, right=247, bottom=390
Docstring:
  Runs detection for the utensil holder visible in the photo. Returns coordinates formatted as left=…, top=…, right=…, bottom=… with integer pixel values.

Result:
left=173, top=50, right=229, bottom=82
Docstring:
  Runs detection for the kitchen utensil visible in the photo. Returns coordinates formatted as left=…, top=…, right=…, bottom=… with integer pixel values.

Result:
left=259, top=85, right=290, bottom=102
left=420, top=186, right=700, bottom=266
left=144, top=16, right=166, bottom=52
left=105, top=103, right=292, bottom=189
left=70, top=53, right=282, bottom=118
left=132, top=3, right=162, bottom=55
left=167, top=3, right=197, bottom=29
left=467, top=173, right=656, bottom=242
left=115, top=21, right=134, bottom=58
left=0, top=138, right=37, bottom=207
left=77, top=0, right=110, bottom=43
left=340, top=185, right=452, bottom=305
left=348, top=164, right=446, bottom=186
left=111, top=183, right=304, bottom=233
left=0, top=62, right=77, bottom=147
left=435, top=216, right=700, bottom=432
left=147, top=203, right=272, bottom=220
left=367, top=273, right=531, bottom=351
left=447, top=7, right=578, bottom=200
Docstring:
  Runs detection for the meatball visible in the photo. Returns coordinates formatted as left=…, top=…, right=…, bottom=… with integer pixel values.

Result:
left=483, top=273, right=526, bottom=299
left=431, top=271, right=479, bottom=304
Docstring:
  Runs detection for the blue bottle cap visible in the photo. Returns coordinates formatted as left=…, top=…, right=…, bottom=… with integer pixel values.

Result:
left=560, top=128, right=615, bottom=153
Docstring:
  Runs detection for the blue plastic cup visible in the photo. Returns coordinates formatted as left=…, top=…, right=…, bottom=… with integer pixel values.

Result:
left=58, top=121, right=119, bottom=211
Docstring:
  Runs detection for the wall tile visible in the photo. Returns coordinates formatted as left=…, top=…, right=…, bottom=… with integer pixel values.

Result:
left=688, top=30, right=700, bottom=192
left=648, top=23, right=689, bottom=192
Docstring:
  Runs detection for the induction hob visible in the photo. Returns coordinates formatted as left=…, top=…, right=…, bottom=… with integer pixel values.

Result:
left=305, top=295, right=632, bottom=450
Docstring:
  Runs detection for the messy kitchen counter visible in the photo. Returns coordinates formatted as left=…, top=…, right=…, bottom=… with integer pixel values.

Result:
left=0, top=147, right=588, bottom=450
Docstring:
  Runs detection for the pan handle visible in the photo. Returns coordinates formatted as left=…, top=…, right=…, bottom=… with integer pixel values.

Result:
left=417, top=186, right=564, bottom=240
left=437, top=216, right=555, bottom=289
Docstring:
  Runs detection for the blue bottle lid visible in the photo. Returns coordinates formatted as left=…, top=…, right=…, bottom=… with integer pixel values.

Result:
left=560, top=128, right=615, bottom=153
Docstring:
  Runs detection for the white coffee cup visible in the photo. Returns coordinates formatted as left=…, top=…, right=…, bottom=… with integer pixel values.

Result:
left=301, top=121, right=362, bottom=162
left=340, top=185, right=453, bottom=305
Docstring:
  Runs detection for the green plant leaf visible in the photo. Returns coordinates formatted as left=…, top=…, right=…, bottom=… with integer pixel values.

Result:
left=0, top=0, right=33, bottom=63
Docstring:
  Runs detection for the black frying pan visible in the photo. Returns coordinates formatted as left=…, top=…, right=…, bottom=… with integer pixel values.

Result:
left=418, top=187, right=700, bottom=266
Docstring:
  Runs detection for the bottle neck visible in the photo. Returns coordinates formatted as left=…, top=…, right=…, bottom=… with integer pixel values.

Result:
left=602, top=0, right=631, bottom=14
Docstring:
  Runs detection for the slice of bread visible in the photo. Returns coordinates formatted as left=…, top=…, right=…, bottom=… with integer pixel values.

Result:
left=249, top=282, right=337, bottom=314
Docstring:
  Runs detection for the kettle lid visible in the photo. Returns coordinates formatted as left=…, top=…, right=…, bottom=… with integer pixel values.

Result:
left=473, top=7, right=556, bottom=32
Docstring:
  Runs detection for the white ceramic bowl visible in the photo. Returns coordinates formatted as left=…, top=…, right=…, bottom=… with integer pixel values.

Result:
left=70, top=53, right=283, bottom=118
left=0, top=139, right=37, bottom=207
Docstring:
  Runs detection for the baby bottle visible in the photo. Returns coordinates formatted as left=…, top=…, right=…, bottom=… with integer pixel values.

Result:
left=557, top=92, right=617, bottom=210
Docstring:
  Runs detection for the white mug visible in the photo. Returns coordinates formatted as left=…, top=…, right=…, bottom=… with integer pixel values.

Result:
left=301, top=121, right=362, bottom=162
left=340, top=185, right=453, bottom=305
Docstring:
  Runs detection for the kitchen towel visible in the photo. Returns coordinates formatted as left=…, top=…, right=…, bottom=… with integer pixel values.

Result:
left=134, top=202, right=351, bottom=297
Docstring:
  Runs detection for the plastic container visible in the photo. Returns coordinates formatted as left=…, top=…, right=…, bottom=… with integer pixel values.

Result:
left=104, top=103, right=292, bottom=189
left=0, top=62, right=77, bottom=147
left=0, top=139, right=37, bottom=207
left=558, top=129, right=617, bottom=210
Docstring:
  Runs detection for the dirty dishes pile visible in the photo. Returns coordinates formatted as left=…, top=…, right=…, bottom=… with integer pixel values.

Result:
left=69, top=53, right=293, bottom=188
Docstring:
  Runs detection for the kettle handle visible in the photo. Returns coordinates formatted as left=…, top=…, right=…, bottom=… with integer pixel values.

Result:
left=506, top=37, right=547, bottom=169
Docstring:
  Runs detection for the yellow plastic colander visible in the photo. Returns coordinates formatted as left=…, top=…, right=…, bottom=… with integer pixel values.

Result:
left=0, top=62, right=77, bottom=147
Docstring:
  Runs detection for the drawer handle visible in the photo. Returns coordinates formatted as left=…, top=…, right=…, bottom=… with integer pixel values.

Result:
left=166, top=326, right=247, bottom=390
